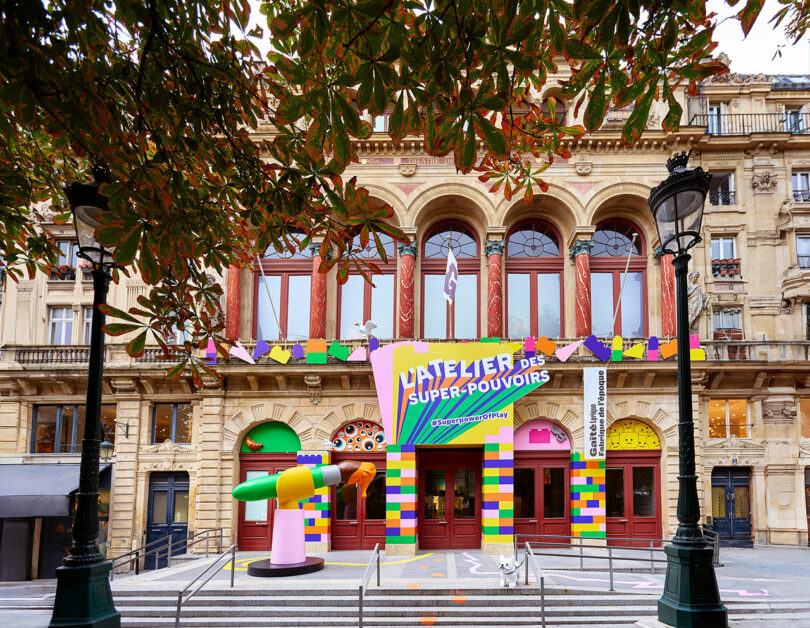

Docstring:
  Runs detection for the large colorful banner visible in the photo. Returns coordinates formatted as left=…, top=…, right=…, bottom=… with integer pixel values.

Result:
left=371, top=342, right=549, bottom=445
left=583, top=367, right=607, bottom=460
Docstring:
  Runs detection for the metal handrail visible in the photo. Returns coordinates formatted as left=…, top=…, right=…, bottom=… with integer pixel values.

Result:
left=358, top=543, right=381, bottom=628
left=110, top=527, right=223, bottom=579
left=523, top=543, right=546, bottom=628
left=175, top=544, right=236, bottom=628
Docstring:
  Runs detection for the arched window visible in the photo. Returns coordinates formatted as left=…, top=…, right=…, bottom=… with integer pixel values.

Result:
left=254, top=233, right=311, bottom=341
left=505, top=221, right=564, bottom=338
left=421, top=221, right=479, bottom=339
left=590, top=220, right=647, bottom=337
left=338, top=232, right=397, bottom=340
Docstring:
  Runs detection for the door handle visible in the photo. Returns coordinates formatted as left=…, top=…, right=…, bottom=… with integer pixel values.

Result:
left=438, top=521, right=448, bottom=525
left=350, top=522, right=359, bottom=526
left=619, top=519, right=628, bottom=523
left=529, top=520, right=538, bottom=523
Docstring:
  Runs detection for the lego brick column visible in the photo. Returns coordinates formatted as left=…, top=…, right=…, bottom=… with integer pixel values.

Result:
left=397, top=242, right=417, bottom=338
left=309, top=242, right=327, bottom=338
left=297, top=452, right=331, bottom=552
left=225, top=264, right=241, bottom=342
left=570, top=451, right=606, bottom=538
left=659, top=251, right=676, bottom=337
left=570, top=240, right=594, bottom=337
left=482, top=435, right=514, bottom=554
left=385, top=444, right=417, bottom=555
left=485, top=240, right=505, bottom=338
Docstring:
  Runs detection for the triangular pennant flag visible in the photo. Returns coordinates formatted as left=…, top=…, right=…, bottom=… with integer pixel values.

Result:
left=328, top=341, right=351, bottom=361
left=252, top=339, right=271, bottom=360
left=206, top=338, right=217, bottom=364
left=347, top=346, right=367, bottom=362
left=369, top=337, right=380, bottom=353
left=554, top=339, right=583, bottom=362
left=229, top=341, right=255, bottom=364
left=269, top=345, right=291, bottom=364
left=659, top=339, right=678, bottom=359
left=583, top=335, right=611, bottom=361
left=535, top=336, right=557, bottom=356
left=623, top=343, right=645, bottom=359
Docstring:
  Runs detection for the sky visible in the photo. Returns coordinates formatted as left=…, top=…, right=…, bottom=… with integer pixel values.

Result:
left=708, top=0, right=808, bottom=75
left=246, top=1, right=809, bottom=76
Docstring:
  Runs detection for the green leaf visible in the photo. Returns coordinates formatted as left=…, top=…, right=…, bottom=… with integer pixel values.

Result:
left=475, top=116, right=507, bottom=157
left=139, top=236, right=160, bottom=284
left=583, top=71, right=608, bottom=132
left=389, top=93, right=406, bottom=141
left=126, top=330, right=148, bottom=358
left=113, top=226, right=142, bottom=265
left=622, top=82, right=656, bottom=145
left=103, top=323, right=142, bottom=336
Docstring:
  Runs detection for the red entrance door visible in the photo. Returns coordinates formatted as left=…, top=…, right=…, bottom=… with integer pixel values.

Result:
left=237, top=454, right=295, bottom=551
left=331, top=453, right=386, bottom=550
left=418, top=449, right=482, bottom=550
left=514, top=452, right=570, bottom=545
left=605, top=451, right=662, bottom=546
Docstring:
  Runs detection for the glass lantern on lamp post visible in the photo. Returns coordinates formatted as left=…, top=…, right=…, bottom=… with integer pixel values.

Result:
left=648, top=152, right=727, bottom=627
left=50, top=165, right=120, bottom=628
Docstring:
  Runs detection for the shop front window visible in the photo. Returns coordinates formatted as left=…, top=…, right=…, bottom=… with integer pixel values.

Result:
left=708, top=399, right=748, bottom=439
left=31, top=404, right=116, bottom=454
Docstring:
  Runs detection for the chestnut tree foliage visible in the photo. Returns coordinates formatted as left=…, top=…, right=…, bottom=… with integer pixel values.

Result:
left=0, top=0, right=796, bottom=380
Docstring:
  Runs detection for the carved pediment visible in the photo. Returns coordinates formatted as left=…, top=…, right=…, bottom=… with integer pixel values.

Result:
left=140, top=439, right=196, bottom=455
left=705, top=434, right=765, bottom=452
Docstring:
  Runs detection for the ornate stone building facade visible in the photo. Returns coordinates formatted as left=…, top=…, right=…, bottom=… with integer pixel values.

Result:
left=1, top=72, right=809, bottom=578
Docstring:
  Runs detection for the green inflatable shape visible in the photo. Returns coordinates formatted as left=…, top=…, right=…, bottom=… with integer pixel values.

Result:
left=240, top=421, right=301, bottom=453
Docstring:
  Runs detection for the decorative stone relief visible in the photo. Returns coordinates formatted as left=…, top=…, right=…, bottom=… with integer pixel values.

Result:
left=305, top=374, right=322, bottom=405
left=762, top=401, right=797, bottom=424
left=799, top=437, right=810, bottom=459
left=704, top=434, right=766, bottom=467
left=752, top=172, right=777, bottom=193
left=574, top=157, right=592, bottom=176
left=484, top=239, right=505, bottom=257
left=140, top=440, right=196, bottom=455
left=398, top=163, right=417, bottom=177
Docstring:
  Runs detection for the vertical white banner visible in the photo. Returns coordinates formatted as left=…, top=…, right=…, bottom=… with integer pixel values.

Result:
left=583, top=367, right=607, bottom=460
left=443, top=247, right=458, bottom=303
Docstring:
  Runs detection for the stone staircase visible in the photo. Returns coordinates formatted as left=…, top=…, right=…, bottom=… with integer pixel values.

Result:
left=114, top=586, right=810, bottom=627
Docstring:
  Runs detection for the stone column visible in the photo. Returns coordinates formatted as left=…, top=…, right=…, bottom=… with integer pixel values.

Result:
left=225, top=265, right=241, bottom=342
left=397, top=242, right=417, bottom=338
left=657, top=247, right=676, bottom=337
left=485, top=240, right=505, bottom=338
left=309, top=242, right=327, bottom=339
left=570, top=240, right=594, bottom=337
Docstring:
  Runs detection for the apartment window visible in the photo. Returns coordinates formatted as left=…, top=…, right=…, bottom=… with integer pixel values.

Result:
left=372, top=114, right=390, bottom=133
left=506, top=221, right=563, bottom=338
left=711, top=237, right=740, bottom=278
left=793, top=171, right=810, bottom=202
left=338, top=233, right=396, bottom=340
left=708, top=399, right=748, bottom=439
left=712, top=308, right=742, bottom=339
left=82, top=307, right=94, bottom=344
left=52, top=240, right=79, bottom=280
left=421, top=221, right=479, bottom=339
left=254, top=236, right=311, bottom=341
left=31, top=404, right=116, bottom=453
left=152, top=403, right=193, bottom=444
left=783, top=106, right=807, bottom=133
left=708, top=172, right=736, bottom=205
left=49, top=307, right=74, bottom=345
left=590, top=221, right=646, bottom=337
left=707, top=103, right=727, bottom=134
left=798, top=235, right=810, bottom=268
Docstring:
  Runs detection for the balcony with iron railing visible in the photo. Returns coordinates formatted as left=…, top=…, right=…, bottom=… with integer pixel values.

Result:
left=690, top=112, right=810, bottom=136
left=708, top=190, right=736, bottom=206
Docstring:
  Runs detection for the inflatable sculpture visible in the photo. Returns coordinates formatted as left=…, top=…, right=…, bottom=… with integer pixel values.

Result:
left=232, top=460, right=375, bottom=576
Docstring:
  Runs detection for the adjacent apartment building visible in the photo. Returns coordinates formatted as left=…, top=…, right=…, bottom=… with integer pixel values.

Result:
left=0, top=71, right=809, bottom=580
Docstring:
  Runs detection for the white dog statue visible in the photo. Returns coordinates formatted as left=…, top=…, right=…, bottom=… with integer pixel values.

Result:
left=498, top=554, right=522, bottom=588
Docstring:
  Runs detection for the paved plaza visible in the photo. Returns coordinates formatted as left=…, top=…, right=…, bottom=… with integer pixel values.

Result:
left=3, top=545, right=810, bottom=627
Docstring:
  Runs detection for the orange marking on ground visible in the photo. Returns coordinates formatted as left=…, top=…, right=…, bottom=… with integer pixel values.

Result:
left=406, top=584, right=421, bottom=589
left=430, top=572, right=445, bottom=577
left=432, top=557, right=444, bottom=561
left=419, top=565, right=430, bottom=569
left=451, top=595, right=467, bottom=604
left=419, top=618, right=437, bottom=625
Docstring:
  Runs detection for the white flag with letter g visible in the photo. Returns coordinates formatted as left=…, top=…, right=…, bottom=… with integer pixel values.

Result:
left=443, top=247, right=458, bottom=303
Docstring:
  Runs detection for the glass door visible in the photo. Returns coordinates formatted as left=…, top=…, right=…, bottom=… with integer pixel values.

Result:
left=711, top=467, right=752, bottom=546
left=605, top=454, right=662, bottom=546
left=145, top=472, right=189, bottom=569
left=514, top=454, right=570, bottom=545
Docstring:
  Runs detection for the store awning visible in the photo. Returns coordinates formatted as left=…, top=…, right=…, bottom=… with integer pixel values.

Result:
left=0, top=464, right=108, bottom=518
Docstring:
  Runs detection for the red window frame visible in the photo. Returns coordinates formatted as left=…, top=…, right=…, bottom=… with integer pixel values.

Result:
left=590, top=220, right=648, bottom=337
left=504, top=220, right=565, bottom=338
left=420, top=219, right=480, bottom=339
left=336, top=252, right=398, bottom=340
left=252, top=255, right=312, bottom=341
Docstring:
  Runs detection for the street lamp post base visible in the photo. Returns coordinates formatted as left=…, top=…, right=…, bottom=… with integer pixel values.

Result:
left=658, top=544, right=727, bottom=628
left=49, top=561, right=120, bottom=628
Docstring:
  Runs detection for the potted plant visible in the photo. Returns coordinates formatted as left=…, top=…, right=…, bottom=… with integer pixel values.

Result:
left=52, top=264, right=76, bottom=280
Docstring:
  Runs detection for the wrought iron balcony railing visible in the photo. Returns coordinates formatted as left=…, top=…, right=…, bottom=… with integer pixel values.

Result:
left=793, top=190, right=810, bottom=202
left=709, top=190, right=736, bottom=205
left=690, top=112, right=810, bottom=136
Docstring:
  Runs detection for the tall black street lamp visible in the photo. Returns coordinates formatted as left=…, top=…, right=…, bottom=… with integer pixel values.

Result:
left=50, top=166, right=120, bottom=627
left=648, top=152, right=727, bottom=627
